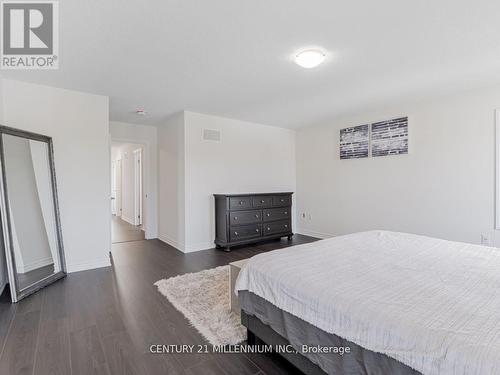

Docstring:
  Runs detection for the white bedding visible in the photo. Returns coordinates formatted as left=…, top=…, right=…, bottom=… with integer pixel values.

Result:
left=235, top=231, right=500, bottom=375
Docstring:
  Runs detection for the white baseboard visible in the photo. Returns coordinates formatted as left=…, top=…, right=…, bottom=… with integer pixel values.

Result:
left=158, top=233, right=186, bottom=252
left=296, top=228, right=336, bottom=239
left=17, top=256, right=54, bottom=274
left=184, top=241, right=214, bottom=253
left=66, top=257, right=111, bottom=273
left=158, top=234, right=214, bottom=253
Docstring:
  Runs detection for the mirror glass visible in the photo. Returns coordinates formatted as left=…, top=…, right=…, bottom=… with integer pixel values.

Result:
left=2, top=134, right=61, bottom=291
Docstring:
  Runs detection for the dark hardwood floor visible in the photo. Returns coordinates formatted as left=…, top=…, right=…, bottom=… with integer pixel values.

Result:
left=112, top=215, right=145, bottom=243
left=0, top=234, right=318, bottom=375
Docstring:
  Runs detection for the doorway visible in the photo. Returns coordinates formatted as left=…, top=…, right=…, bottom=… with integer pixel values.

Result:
left=110, top=142, right=145, bottom=244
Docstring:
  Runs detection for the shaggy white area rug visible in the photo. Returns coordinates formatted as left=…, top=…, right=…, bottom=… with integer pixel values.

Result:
left=154, top=265, right=246, bottom=346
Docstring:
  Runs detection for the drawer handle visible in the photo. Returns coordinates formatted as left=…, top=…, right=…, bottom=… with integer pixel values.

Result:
left=266, top=213, right=271, bottom=217
left=234, top=231, right=238, bottom=236
left=284, top=224, right=288, bottom=228
left=267, top=227, right=271, bottom=231
left=239, top=201, right=244, bottom=205
left=255, top=229, right=259, bottom=232
left=234, top=216, right=238, bottom=220
left=284, top=212, right=288, bottom=215
left=255, top=214, right=259, bottom=218
left=280, top=199, right=284, bottom=202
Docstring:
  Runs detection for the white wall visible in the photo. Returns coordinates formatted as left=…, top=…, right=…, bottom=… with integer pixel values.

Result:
left=110, top=121, right=158, bottom=238
left=183, top=111, right=296, bottom=252
left=1, top=79, right=111, bottom=273
left=158, top=112, right=186, bottom=250
left=296, top=85, right=500, bottom=245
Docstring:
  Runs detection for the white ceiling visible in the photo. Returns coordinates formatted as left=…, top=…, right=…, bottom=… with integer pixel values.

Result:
left=2, top=0, right=500, bottom=129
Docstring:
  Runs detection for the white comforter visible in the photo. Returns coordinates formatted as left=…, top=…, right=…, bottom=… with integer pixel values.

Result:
left=235, top=231, right=500, bottom=375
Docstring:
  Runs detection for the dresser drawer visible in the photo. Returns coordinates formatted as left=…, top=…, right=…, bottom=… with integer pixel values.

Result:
left=263, top=220, right=291, bottom=235
left=273, top=195, right=291, bottom=207
left=230, top=224, right=262, bottom=242
left=252, top=196, right=273, bottom=208
left=263, top=207, right=290, bottom=222
left=229, top=210, right=262, bottom=226
left=229, top=196, right=252, bottom=210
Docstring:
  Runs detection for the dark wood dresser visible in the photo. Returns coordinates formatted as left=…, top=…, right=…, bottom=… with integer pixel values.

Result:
left=214, top=192, right=293, bottom=251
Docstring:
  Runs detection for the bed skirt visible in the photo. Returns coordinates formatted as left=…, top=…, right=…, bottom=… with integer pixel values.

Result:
left=240, top=291, right=420, bottom=375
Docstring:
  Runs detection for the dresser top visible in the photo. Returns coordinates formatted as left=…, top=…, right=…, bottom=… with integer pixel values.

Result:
left=213, top=192, right=293, bottom=197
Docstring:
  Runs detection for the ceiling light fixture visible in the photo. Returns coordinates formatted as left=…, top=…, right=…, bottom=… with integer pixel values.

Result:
left=295, top=49, right=326, bottom=69
left=136, top=109, right=147, bottom=116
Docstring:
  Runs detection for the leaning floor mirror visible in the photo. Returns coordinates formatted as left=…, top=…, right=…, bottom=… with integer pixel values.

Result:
left=0, top=125, right=66, bottom=302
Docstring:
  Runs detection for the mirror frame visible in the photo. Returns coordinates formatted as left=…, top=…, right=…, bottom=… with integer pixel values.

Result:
left=0, top=125, right=66, bottom=302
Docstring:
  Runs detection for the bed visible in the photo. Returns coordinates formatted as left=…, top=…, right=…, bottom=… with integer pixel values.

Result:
left=235, top=231, right=500, bottom=375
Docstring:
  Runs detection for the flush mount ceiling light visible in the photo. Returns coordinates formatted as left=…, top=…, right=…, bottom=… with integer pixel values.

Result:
left=294, top=49, right=326, bottom=69
left=136, top=108, right=147, bottom=116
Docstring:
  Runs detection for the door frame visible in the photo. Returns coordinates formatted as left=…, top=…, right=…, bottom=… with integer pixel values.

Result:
left=109, top=137, right=153, bottom=240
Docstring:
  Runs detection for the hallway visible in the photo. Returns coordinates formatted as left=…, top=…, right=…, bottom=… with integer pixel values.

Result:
left=111, top=216, right=145, bottom=243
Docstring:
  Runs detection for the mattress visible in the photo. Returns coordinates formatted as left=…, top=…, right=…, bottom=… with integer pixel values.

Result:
left=235, top=230, right=500, bottom=375
left=240, top=290, right=419, bottom=375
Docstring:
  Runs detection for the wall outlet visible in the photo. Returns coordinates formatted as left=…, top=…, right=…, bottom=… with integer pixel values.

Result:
left=481, top=233, right=492, bottom=246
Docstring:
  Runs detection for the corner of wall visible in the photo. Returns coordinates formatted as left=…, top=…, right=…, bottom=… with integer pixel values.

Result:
left=157, top=111, right=187, bottom=252
left=2, top=78, right=111, bottom=274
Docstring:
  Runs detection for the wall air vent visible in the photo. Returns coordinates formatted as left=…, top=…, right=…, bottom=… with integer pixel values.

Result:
left=203, top=129, right=221, bottom=142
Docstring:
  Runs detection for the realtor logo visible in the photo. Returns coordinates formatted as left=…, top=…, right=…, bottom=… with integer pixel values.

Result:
left=1, top=1, right=59, bottom=69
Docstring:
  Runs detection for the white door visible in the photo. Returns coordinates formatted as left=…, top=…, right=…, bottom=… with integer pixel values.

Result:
left=115, top=159, right=122, bottom=217
left=133, top=149, right=143, bottom=226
